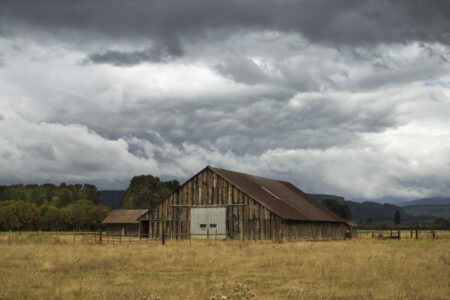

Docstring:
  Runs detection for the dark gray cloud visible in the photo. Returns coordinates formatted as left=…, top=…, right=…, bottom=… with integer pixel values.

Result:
left=84, top=46, right=175, bottom=66
left=215, top=55, right=270, bottom=85
left=1, top=0, right=450, bottom=54
left=0, top=0, right=449, bottom=200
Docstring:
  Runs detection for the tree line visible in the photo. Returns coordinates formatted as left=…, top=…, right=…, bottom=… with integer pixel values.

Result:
left=121, top=175, right=179, bottom=209
left=0, top=183, right=110, bottom=231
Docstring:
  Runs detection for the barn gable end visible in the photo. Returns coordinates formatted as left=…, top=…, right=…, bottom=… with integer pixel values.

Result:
left=139, top=166, right=348, bottom=240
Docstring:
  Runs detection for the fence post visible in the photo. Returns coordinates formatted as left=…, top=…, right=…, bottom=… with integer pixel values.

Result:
left=99, top=228, right=102, bottom=244
left=415, top=228, right=418, bottom=240
left=410, top=231, right=413, bottom=239
left=432, top=230, right=435, bottom=240
left=8, top=229, right=11, bottom=245
left=161, top=222, right=165, bottom=246
left=397, top=228, right=400, bottom=240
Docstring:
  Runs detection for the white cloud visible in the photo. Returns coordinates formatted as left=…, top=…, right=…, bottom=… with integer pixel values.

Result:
left=0, top=24, right=449, bottom=201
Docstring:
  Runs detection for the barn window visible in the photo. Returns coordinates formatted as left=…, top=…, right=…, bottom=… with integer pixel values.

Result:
left=200, top=224, right=207, bottom=228
left=209, top=224, right=217, bottom=228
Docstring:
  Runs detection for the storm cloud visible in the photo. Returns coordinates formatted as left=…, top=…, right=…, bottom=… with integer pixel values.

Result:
left=0, top=1, right=449, bottom=201
left=84, top=46, right=176, bottom=66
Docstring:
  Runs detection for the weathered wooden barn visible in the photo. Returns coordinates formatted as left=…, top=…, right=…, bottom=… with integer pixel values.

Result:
left=138, top=166, right=351, bottom=240
left=102, top=209, right=148, bottom=236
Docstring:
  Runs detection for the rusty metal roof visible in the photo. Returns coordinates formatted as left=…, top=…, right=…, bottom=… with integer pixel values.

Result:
left=210, top=166, right=348, bottom=223
left=102, top=209, right=148, bottom=224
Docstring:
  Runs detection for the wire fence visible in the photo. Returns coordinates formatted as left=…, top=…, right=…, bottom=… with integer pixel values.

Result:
left=1, top=229, right=449, bottom=245
left=356, top=229, right=450, bottom=240
left=0, top=231, right=161, bottom=245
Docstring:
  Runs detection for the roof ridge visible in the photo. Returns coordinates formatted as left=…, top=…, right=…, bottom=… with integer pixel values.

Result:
left=209, top=166, right=285, bottom=183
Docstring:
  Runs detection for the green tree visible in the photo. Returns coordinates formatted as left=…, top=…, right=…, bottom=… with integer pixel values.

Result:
left=432, top=218, right=449, bottom=229
left=56, top=189, right=73, bottom=208
left=87, top=205, right=111, bottom=229
left=60, top=206, right=73, bottom=230
left=30, top=188, right=46, bottom=206
left=69, top=200, right=95, bottom=230
left=21, top=202, right=39, bottom=230
left=83, top=184, right=99, bottom=204
left=322, top=198, right=352, bottom=220
left=42, top=205, right=63, bottom=231
left=122, top=175, right=178, bottom=209
left=0, top=201, right=38, bottom=230
left=0, top=201, right=21, bottom=230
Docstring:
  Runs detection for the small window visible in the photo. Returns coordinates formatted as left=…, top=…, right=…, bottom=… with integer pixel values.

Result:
left=209, top=224, right=217, bottom=228
left=200, top=224, right=207, bottom=228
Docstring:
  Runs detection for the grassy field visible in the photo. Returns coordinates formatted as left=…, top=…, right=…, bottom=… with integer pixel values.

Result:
left=0, top=233, right=449, bottom=299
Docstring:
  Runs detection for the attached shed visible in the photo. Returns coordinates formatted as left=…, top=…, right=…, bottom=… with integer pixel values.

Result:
left=102, top=209, right=148, bottom=236
left=138, top=166, right=351, bottom=240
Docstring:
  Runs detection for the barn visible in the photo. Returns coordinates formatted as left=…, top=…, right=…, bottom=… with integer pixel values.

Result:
left=138, top=166, right=351, bottom=240
left=102, top=209, right=149, bottom=236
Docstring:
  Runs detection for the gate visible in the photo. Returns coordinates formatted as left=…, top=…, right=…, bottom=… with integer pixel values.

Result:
left=190, top=207, right=226, bottom=239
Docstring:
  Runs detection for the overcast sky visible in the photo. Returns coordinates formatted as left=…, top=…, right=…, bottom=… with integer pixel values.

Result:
left=0, top=0, right=449, bottom=201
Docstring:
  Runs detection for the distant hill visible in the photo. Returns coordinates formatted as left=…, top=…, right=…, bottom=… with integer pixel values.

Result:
left=98, top=190, right=125, bottom=209
left=398, top=197, right=450, bottom=206
left=308, top=194, right=345, bottom=203
left=343, top=200, right=417, bottom=223
left=402, top=204, right=450, bottom=221
left=308, top=193, right=432, bottom=224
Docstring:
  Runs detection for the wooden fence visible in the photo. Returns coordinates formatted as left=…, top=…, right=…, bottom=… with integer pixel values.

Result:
left=357, top=229, right=448, bottom=240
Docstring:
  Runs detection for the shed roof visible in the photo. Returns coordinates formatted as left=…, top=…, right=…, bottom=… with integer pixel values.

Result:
left=102, top=209, right=148, bottom=224
left=209, top=166, right=348, bottom=223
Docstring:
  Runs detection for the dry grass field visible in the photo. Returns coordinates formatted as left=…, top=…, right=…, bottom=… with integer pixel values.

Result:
left=1, top=233, right=449, bottom=299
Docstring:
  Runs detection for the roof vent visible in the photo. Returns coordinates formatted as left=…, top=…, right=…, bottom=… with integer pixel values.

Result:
left=261, top=186, right=281, bottom=200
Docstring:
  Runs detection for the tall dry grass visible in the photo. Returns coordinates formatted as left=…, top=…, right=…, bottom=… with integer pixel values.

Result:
left=0, top=235, right=449, bottom=299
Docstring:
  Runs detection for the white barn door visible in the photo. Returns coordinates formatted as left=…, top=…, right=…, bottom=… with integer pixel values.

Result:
left=190, top=207, right=226, bottom=239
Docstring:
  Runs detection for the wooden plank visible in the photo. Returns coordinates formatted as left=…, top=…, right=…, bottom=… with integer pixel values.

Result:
left=217, top=177, right=222, bottom=205
left=255, top=219, right=260, bottom=240
left=167, top=193, right=174, bottom=220
left=260, top=220, right=264, bottom=240
left=249, top=198, right=253, bottom=220
left=243, top=195, right=249, bottom=239
left=183, top=183, right=187, bottom=205
left=188, top=180, right=192, bottom=206
left=202, top=171, right=207, bottom=205
left=222, top=180, right=227, bottom=204
left=276, top=217, right=281, bottom=240
left=227, top=206, right=233, bottom=238
left=198, top=175, right=203, bottom=205
left=259, top=205, right=264, bottom=240
left=213, top=172, right=218, bottom=204
left=239, top=203, right=243, bottom=240
left=208, top=170, right=213, bottom=204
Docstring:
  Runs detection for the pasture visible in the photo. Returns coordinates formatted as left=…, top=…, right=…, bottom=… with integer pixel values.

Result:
left=0, top=232, right=449, bottom=299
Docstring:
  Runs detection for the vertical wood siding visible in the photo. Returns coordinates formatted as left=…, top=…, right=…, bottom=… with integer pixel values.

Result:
left=141, top=168, right=346, bottom=240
